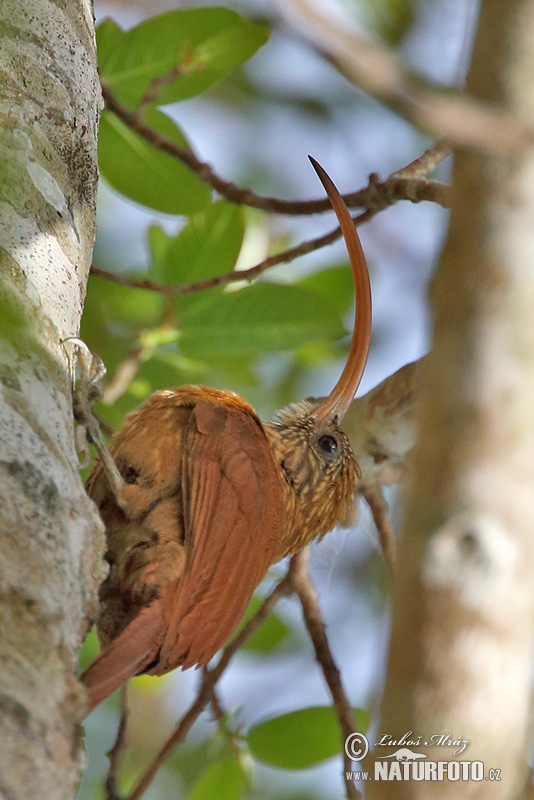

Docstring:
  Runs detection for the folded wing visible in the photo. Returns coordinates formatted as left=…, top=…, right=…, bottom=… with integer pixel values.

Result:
left=156, top=398, right=284, bottom=672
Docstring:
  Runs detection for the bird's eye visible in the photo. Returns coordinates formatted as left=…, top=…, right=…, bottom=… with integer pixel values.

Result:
left=317, top=434, right=339, bottom=459
left=122, top=465, right=139, bottom=485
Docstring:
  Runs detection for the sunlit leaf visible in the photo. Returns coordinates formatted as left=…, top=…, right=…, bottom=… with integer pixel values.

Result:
left=298, top=264, right=356, bottom=315
left=248, top=706, right=369, bottom=769
left=97, top=9, right=269, bottom=109
left=99, top=108, right=211, bottom=213
left=350, top=0, right=414, bottom=45
left=168, top=739, right=236, bottom=784
left=239, top=595, right=292, bottom=654
left=80, top=274, right=163, bottom=381
left=150, top=201, right=245, bottom=284
left=195, top=352, right=259, bottom=389
left=135, top=354, right=204, bottom=395
left=87, top=275, right=162, bottom=328
left=95, top=17, right=123, bottom=59
left=148, top=224, right=172, bottom=271
left=188, top=759, right=245, bottom=800
left=78, top=627, right=100, bottom=672
left=179, top=283, right=345, bottom=357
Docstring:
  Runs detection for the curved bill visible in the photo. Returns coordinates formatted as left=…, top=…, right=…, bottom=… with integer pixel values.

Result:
left=308, top=156, right=372, bottom=424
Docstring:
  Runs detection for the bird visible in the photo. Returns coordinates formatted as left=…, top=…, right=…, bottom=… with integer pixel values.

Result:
left=80, top=157, right=372, bottom=711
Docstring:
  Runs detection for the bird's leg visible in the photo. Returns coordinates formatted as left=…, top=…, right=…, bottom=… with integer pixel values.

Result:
left=65, top=338, right=129, bottom=513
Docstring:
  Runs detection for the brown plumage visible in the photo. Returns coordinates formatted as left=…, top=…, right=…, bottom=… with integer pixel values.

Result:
left=80, top=158, right=372, bottom=710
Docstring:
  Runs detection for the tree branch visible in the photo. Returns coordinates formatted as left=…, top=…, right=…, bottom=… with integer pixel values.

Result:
left=391, top=140, right=452, bottom=180
left=105, top=687, right=130, bottom=800
left=124, top=573, right=294, bottom=800
left=207, top=679, right=243, bottom=759
left=100, top=347, right=143, bottom=406
left=290, top=550, right=362, bottom=800
left=101, top=83, right=450, bottom=216
left=92, top=215, right=357, bottom=295
left=340, top=359, right=421, bottom=488
left=91, top=166, right=448, bottom=297
left=277, top=0, right=531, bottom=154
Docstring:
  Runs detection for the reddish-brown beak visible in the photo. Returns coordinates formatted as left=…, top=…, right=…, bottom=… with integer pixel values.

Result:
left=308, top=157, right=372, bottom=424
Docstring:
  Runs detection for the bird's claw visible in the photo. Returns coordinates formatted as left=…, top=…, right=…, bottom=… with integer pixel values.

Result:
left=63, top=338, right=128, bottom=511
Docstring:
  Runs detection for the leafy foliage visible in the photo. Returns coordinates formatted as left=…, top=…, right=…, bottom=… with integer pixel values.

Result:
left=239, top=594, right=293, bottom=654
left=97, top=9, right=269, bottom=108
left=347, top=0, right=414, bottom=45
left=149, top=201, right=245, bottom=284
left=187, top=759, right=246, bottom=800
left=99, top=108, right=211, bottom=214
left=247, top=707, right=369, bottom=769
left=178, top=283, right=346, bottom=358
left=97, top=8, right=267, bottom=213
left=87, top=4, right=360, bottom=428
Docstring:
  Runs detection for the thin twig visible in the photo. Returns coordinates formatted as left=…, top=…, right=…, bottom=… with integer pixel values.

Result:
left=92, top=214, right=355, bottom=295
left=105, top=686, right=130, bottom=800
left=91, top=166, right=448, bottom=297
left=290, top=550, right=362, bottom=800
left=92, top=409, right=115, bottom=439
left=360, top=483, right=396, bottom=574
left=125, top=573, right=293, bottom=800
left=137, top=66, right=183, bottom=116
left=101, top=83, right=449, bottom=216
left=207, top=677, right=242, bottom=759
left=391, top=139, right=452, bottom=180
left=277, top=0, right=530, bottom=153
left=136, top=45, right=200, bottom=115
left=101, top=347, right=143, bottom=406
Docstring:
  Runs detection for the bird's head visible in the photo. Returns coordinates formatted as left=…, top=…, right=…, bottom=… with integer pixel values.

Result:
left=265, top=158, right=372, bottom=558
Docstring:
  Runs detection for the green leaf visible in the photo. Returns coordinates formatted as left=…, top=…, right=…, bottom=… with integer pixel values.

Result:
left=148, top=225, right=172, bottom=273
left=298, top=265, right=356, bottom=315
left=188, top=759, right=245, bottom=800
left=97, top=9, right=269, bottom=109
left=78, top=627, right=101, bottom=672
left=247, top=707, right=369, bottom=770
left=135, top=352, right=207, bottom=395
left=84, top=274, right=162, bottom=329
left=194, top=22, right=270, bottom=79
left=179, top=283, right=345, bottom=357
left=151, top=201, right=245, bottom=284
left=80, top=274, right=163, bottom=381
left=99, top=108, right=211, bottom=214
left=354, top=0, right=414, bottom=45
left=96, top=17, right=123, bottom=58
left=189, top=352, right=259, bottom=390
left=239, top=596, right=291, bottom=654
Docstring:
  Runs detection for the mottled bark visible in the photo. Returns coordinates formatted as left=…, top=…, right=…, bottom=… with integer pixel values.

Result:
left=0, top=1, right=102, bottom=798
left=368, top=1, right=534, bottom=798
left=344, top=360, right=420, bottom=488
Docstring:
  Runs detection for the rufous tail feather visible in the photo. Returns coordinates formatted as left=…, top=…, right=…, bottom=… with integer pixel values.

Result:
left=80, top=599, right=164, bottom=711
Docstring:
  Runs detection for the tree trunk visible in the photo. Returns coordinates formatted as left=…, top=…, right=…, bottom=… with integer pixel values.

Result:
left=368, top=1, right=534, bottom=797
left=0, top=1, right=102, bottom=798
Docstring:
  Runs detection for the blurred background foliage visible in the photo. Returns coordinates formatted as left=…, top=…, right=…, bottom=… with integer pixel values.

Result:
left=79, top=0, right=472, bottom=797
